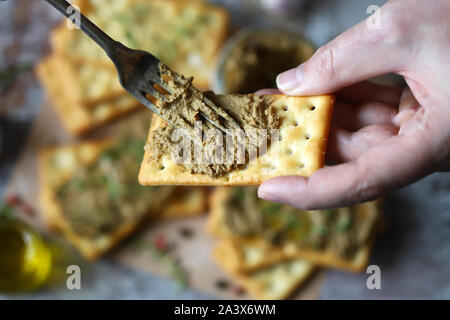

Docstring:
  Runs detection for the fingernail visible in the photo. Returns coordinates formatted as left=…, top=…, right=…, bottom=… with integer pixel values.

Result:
left=393, top=110, right=415, bottom=127
left=258, top=184, right=284, bottom=203
left=276, top=63, right=304, bottom=93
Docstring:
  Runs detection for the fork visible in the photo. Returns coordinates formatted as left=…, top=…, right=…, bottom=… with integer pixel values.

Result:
left=45, top=0, right=242, bottom=134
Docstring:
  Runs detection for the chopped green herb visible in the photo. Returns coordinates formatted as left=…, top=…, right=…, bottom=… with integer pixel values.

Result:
left=0, top=203, right=16, bottom=221
left=261, top=202, right=282, bottom=215
left=195, top=14, right=210, bottom=25
left=313, top=225, right=328, bottom=237
left=130, top=4, right=150, bottom=17
left=71, top=178, right=85, bottom=192
left=124, top=31, right=137, bottom=48
left=335, top=215, right=352, bottom=232
left=231, top=187, right=245, bottom=202
left=177, top=26, right=193, bottom=38
left=133, top=237, right=189, bottom=290
left=285, top=214, right=301, bottom=229
left=112, top=12, right=130, bottom=25
left=0, top=63, right=32, bottom=92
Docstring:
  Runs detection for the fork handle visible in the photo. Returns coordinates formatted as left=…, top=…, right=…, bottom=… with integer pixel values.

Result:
left=45, top=0, right=118, bottom=57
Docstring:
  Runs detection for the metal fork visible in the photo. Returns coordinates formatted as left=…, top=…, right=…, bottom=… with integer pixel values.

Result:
left=46, top=0, right=242, bottom=134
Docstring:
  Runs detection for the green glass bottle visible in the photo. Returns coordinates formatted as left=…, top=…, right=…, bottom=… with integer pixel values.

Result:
left=0, top=218, right=52, bottom=293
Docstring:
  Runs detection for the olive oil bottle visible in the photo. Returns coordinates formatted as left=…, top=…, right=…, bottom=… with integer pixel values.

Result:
left=0, top=218, right=52, bottom=293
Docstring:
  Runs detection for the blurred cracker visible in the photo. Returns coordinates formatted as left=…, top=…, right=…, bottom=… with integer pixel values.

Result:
left=49, top=0, right=229, bottom=91
left=139, top=94, right=334, bottom=186
left=209, top=187, right=381, bottom=273
left=39, top=140, right=174, bottom=260
left=214, top=236, right=374, bottom=274
left=235, top=259, right=315, bottom=300
left=214, top=247, right=315, bottom=300
left=213, top=236, right=288, bottom=274
left=38, top=121, right=175, bottom=259
left=36, top=55, right=141, bottom=135
left=158, top=187, right=208, bottom=220
left=51, top=53, right=125, bottom=106
left=39, top=140, right=111, bottom=231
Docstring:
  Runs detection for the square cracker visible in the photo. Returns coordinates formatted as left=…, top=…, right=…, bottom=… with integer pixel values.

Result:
left=39, top=142, right=207, bottom=259
left=39, top=140, right=112, bottom=232
left=36, top=55, right=141, bottom=135
left=158, top=187, right=208, bottom=220
left=214, top=237, right=374, bottom=274
left=39, top=140, right=176, bottom=260
left=39, top=140, right=167, bottom=260
left=222, top=258, right=315, bottom=300
left=139, top=94, right=334, bottom=186
left=50, top=54, right=125, bottom=106
left=50, top=0, right=229, bottom=91
left=208, top=188, right=381, bottom=273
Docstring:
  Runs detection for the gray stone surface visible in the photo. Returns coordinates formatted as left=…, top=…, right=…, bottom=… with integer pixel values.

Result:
left=320, top=173, right=450, bottom=299
left=2, top=260, right=214, bottom=300
left=1, top=0, right=448, bottom=300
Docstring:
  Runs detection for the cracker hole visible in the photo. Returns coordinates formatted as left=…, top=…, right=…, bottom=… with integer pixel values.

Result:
left=298, top=162, right=305, bottom=169
left=283, top=106, right=288, bottom=112
left=305, top=133, right=311, bottom=140
left=159, top=165, right=165, bottom=170
left=293, top=122, right=299, bottom=127
left=310, top=106, right=316, bottom=111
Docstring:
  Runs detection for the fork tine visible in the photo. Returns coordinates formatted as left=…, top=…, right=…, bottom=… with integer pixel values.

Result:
left=156, top=66, right=241, bottom=134
left=153, top=77, right=173, bottom=94
left=202, top=96, right=243, bottom=132
left=198, top=111, right=232, bottom=135
left=142, top=84, right=169, bottom=102
left=136, top=90, right=181, bottom=129
left=136, top=90, right=159, bottom=113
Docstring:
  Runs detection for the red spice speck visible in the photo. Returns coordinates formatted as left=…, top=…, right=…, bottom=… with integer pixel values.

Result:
left=5, top=194, right=21, bottom=207
left=154, top=234, right=167, bottom=252
left=232, top=286, right=246, bottom=296
left=21, top=203, right=35, bottom=217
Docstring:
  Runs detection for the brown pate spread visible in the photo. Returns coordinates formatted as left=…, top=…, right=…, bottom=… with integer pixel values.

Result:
left=55, top=117, right=173, bottom=238
left=224, top=187, right=377, bottom=259
left=147, top=64, right=280, bottom=178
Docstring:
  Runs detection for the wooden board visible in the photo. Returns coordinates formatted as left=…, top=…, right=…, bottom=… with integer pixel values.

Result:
left=5, top=101, right=323, bottom=299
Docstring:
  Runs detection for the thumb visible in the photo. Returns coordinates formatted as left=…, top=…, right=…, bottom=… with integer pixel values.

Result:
left=277, top=3, right=406, bottom=95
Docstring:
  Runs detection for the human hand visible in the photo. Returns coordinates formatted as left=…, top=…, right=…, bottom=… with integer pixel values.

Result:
left=258, top=0, right=450, bottom=209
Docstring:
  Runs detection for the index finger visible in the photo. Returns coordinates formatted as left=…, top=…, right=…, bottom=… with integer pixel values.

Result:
left=276, top=2, right=408, bottom=96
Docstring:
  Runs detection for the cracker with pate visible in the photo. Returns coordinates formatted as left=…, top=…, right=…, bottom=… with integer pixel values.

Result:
left=220, top=257, right=315, bottom=300
left=209, top=187, right=381, bottom=272
left=50, top=0, right=229, bottom=91
left=139, top=94, right=334, bottom=186
left=38, top=113, right=173, bottom=259
left=40, top=139, right=208, bottom=259
left=36, top=56, right=141, bottom=135
left=158, top=187, right=208, bottom=220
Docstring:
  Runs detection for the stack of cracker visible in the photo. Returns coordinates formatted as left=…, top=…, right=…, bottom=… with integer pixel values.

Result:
left=39, top=112, right=208, bottom=260
left=207, top=187, right=383, bottom=299
left=35, top=0, right=228, bottom=258
left=36, top=0, right=228, bottom=135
